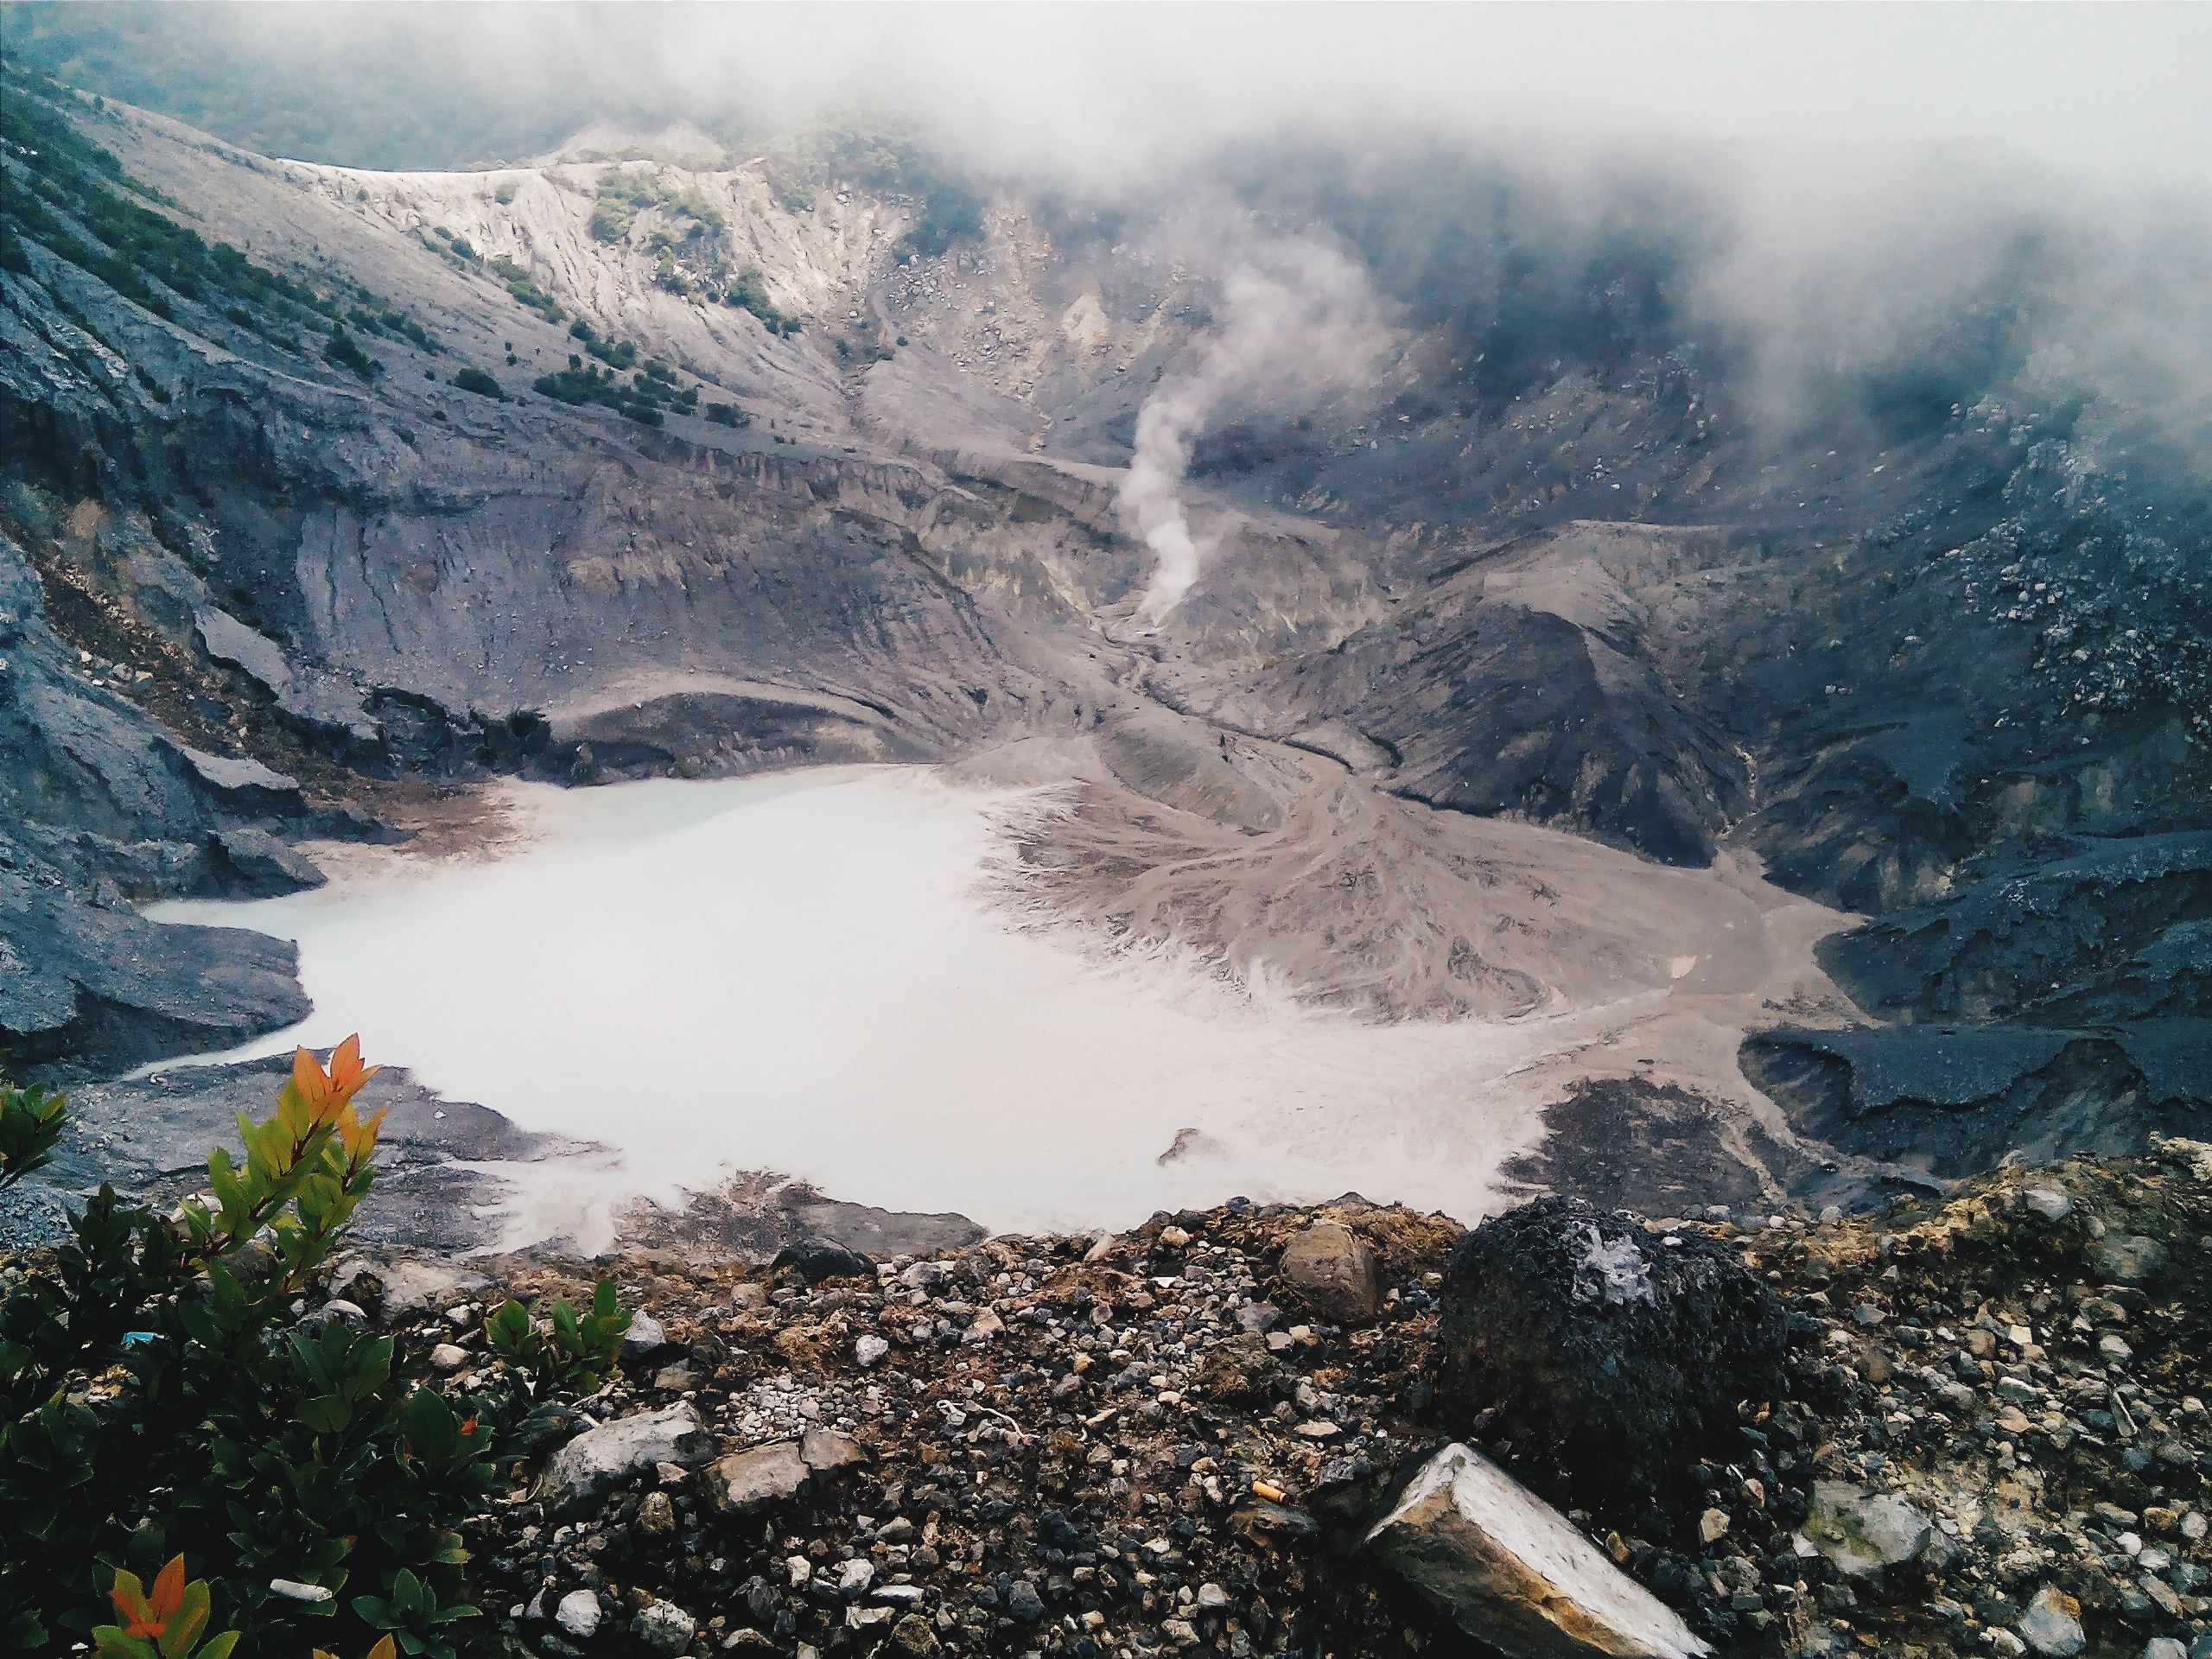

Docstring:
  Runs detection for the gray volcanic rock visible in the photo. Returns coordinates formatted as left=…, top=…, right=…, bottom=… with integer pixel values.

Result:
left=1818, top=832, right=2212, bottom=1026
left=1277, top=1220, right=1383, bottom=1325
left=1434, top=1197, right=1787, bottom=1495
left=1741, top=1024, right=2212, bottom=1179
left=537, top=1402, right=714, bottom=1516
left=0, top=878, right=307, bottom=1076
left=1365, top=1443, right=1710, bottom=1659
left=0, top=531, right=331, bottom=1074
left=3, top=76, right=2209, bottom=1211
left=1239, top=525, right=1752, bottom=866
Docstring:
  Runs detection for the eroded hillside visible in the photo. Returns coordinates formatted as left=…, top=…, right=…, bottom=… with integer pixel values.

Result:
left=3, top=68, right=2208, bottom=1222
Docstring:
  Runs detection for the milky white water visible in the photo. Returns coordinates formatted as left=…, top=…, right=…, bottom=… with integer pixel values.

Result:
left=147, top=766, right=1594, bottom=1241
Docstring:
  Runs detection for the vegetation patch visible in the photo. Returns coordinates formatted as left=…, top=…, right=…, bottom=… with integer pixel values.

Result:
left=486, top=253, right=561, bottom=321
left=448, top=365, right=504, bottom=400
left=532, top=348, right=696, bottom=425
left=0, top=1041, right=636, bottom=1659
left=323, top=323, right=380, bottom=380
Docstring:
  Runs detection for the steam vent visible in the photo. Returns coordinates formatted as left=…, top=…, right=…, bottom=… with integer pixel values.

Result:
left=2, top=9, right=2208, bottom=1659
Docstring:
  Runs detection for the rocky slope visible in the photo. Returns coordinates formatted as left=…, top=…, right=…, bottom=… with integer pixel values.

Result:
left=2, top=67, right=2208, bottom=1219
left=135, top=1135, right=2202, bottom=1659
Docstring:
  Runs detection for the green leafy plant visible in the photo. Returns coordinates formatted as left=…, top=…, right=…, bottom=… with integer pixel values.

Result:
left=1, top=65, right=353, bottom=330
left=724, top=265, right=800, bottom=334
left=448, top=366, right=505, bottom=400
left=485, top=1277, right=632, bottom=1397
left=325, top=325, right=380, bottom=381
left=486, top=254, right=561, bottom=321
left=350, top=1570, right=476, bottom=1659
left=0, top=1074, right=68, bottom=1190
left=0, top=1041, right=501, bottom=1658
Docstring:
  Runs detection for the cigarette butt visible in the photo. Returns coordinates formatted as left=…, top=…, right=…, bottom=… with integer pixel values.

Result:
left=1252, top=1481, right=1285, bottom=1501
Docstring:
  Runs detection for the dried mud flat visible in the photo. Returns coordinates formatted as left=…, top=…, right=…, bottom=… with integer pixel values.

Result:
left=270, top=1138, right=2212, bottom=1659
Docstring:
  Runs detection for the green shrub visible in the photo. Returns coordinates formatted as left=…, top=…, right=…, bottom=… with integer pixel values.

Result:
left=486, top=255, right=561, bottom=321
left=448, top=366, right=505, bottom=400
left=565, top=319, right=638, bottom=370
left=760, top=109, right=983, bottom=255
left=703, top=402, right=747, bottom=428
left=0, top=1042, right=523, bottom=1658
left=724, top=265, right=800, bottom=334
left=483, top=1280, right=630, bottom=1397
left=325, top=326, right=380, bottom=380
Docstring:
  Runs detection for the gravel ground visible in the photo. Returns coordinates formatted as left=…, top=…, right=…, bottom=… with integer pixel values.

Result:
left=22, top=1141, right=2207, bottom=1659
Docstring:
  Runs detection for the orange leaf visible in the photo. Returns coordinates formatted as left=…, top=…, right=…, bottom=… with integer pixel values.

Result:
left=147, top=1556, right=186, bottom=1624
left=291, top=1046, right=330, bottom=1103
left=341, top=1103, right=390, bottom=1161
left=108, top=1569, right=152, bottom=1630
left=369, top=1637, right=397, bottom=1659
left=289, top=1037, right=379, bottom=1126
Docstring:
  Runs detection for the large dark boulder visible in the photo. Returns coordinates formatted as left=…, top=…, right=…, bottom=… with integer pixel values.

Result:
left=1434, top=1197, right=1785, bottom=1495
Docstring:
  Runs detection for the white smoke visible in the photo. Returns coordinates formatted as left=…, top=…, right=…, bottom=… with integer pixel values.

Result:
left=1119, top=239, right=1387, bottom=622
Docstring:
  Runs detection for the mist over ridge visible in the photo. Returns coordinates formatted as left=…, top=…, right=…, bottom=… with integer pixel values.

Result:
left=2, top=5, right=2209, bottom=1243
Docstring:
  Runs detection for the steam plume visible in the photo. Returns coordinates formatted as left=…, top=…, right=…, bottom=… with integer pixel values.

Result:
left=1120, top=240, right=1385, bottom=622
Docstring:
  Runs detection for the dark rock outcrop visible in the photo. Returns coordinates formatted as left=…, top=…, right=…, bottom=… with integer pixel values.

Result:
left=1435, top=1197, right=1787, bottom=1495
left=1741, top=1021, right=2212, bottom=1180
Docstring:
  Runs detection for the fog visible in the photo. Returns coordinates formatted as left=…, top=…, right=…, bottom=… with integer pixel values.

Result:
left=147, top=769, right=1582, bottom=1243
left=10, top=3, right=2206, bottom=180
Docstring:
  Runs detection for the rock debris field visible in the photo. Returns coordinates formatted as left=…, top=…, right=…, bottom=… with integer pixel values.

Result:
left=60, top=1138, right=2208, bottom=1659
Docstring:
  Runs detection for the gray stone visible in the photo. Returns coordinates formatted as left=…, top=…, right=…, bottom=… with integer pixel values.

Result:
left=2015, top=1585, right=2085, bottom=1657
left=1006, top=1580, right=1046, bottom=1624
left=653, top=1363, right=704, bottom=1391
left=555, top=1590, right=601, bottom=1639
left=211, top=824, right=325, bottom=897
left=334, top=1254, right=493, bottom=1314
left=631, top=1599, right=696, bottom=1656
left=536, top=1402, right=713, bottom=1516
left=2087, top=1234, right=2170, bottom=1283
left=836, top=1559, right=874, bottom=1599
left=1805, top=1481, right=1932, bottom=1577
left=1277, top=1222, right=1382, bottom=1325
left=699, top=1440, right=811, bottom=1516
left=623, top=1311, right=669, bottom=1357
left=801, top=1428, right=869, bottom=1474
left=855, top=1334, right=890, bottom=1367
left=1363, top=1443, right=1708, bottom=1659
left=1236, top=1301, right=1281, bottom=1334
left=2141, top=1641, right=2186, bottom=1659
left=429, top=1343, right=469, bottom=1372
left=2023, top=1185, right=2073, bottom=1223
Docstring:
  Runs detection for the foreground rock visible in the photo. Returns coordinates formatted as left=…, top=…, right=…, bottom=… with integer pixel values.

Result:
left=1366, top=1442, right=1709, bottom=1657
left=9, top=1154, right=2206, bottom=1657
left=413, top=1159, right=2212, bottom=1654
left=535, top=1402, right=715, bottom=1516
left=1435, top=1195, right=1787, bottom=1493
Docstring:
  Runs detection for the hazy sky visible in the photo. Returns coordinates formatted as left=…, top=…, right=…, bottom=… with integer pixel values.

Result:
left=10, top=3, right=2204, bottom=180
left=643, top=2, right=2206, bottom=179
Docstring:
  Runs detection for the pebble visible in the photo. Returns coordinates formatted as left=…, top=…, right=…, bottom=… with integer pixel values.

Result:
left=332, top=1152, right=2203, bottom=1659
left=555, top=1589, right=601, bottom=1638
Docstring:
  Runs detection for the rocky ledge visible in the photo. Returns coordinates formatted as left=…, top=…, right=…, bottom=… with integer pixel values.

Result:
left=55, top=1138, right=2202, bottom=1659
